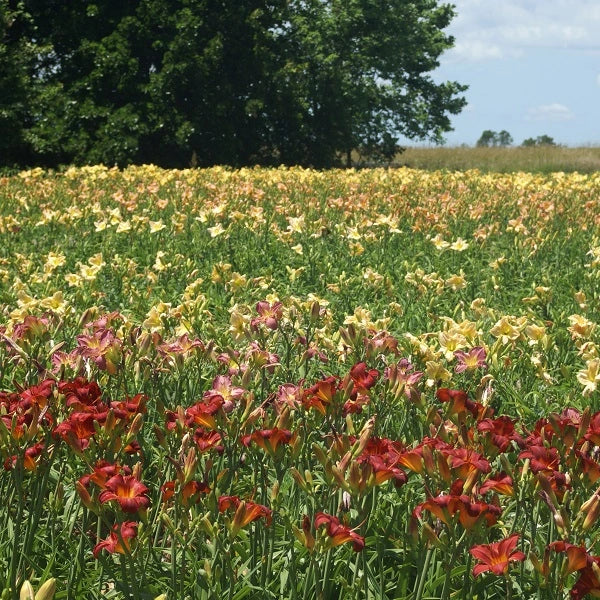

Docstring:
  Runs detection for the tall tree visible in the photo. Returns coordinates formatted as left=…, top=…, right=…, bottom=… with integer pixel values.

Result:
left=0, top=1, right=37, bottom=166
left=2, top=0, right=467, bottom=168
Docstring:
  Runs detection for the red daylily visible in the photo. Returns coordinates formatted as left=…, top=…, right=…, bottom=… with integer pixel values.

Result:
left=585, top=413, right=600, bottom=446
left=78, top=461, right=129, bottom=490
left=110, top=394, right=147, bottom=420
left=519, top=445, right=560, bottom=474
left=443, top=447, right=491, bottom=480
left=436, top=388, right=484, bottom=420
left=4, top=441, right=45, bottom=471
left=470, top=534, right=526, bottom=577
left=547, top=541, right=589, bottom=574
left=575, top=450, right=600, bottom=484
left=477, top=416, right=525, bottom=452
left=93, top=521, right=137, bottom=558
left=314, top=512, right=365, bottom=552
left=349, top=362, right=379, bottom=392
left=185, top=395, right=224, bottom=429
left=571, top=557, right=600, bottom=599
left=54, top=410, right=106, bottom=451
left=241, top=427, right=294, bottom=454
left=99, top=474, right=150, bottom=513
left=302, top=376, right=340, bottom=415
left=218, top=495, right=272, bottom=533
left=19, top=379, right=55, bottom=411
left=414, top=494, right=501, bottom=529
left=58, top=378, right=103, bottom=409
left=479, top=472, right=514, bottom=496
left=161, top=480, right=210, bottom=507
left=193, top=428, right=224, bottom=454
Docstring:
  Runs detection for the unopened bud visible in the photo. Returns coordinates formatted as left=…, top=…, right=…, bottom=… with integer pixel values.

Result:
left=20, top=581, right=34, bottom=600
left=34, top=579, right=56, bottom=600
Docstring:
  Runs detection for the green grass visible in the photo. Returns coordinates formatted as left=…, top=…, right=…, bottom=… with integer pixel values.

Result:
left=382, top=145, right=600, bottom=173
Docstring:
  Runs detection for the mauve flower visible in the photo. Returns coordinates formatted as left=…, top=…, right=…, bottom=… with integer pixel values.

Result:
left=454, top=347, right=487, bottom=373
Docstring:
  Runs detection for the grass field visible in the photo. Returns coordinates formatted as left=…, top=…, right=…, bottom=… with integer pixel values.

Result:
left=1, top=165, right=600, bottom=598
left=383, top=145, right=600, bottom=174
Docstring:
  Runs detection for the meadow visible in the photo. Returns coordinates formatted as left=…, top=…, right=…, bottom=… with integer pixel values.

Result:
left=0, top=165, right=600, bottom=599
left=388, top=146, right=600, bottom=174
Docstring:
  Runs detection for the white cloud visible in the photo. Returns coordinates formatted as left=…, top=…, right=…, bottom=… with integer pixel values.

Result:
left=526, top=103, right=574, bottom=121
left=443, top=0, right=600, bottom=62
left=448, top=41, right=504, bottom=61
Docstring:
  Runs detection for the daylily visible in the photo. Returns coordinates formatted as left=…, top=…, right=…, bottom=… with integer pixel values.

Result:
left=470, top=534, right=526, bottom=577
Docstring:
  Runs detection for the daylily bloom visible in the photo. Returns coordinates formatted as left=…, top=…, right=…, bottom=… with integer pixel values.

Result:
left=547, top=541, right=589, bottom=575
left=4, top=441, right=45, bottom=471
left=414, top=494, right=501, bottom=530
left=99, top=475, right=150, bottom=513
left=470, top=534, right=526, bottom=577
left=218, top=496, right=272, bottom=534
left=479, top=472, right=514, bottom=497
left=349, top=362, right=379, bottom=393
left=93, top=521, right=138, bottom=558
left=161, top=480, right=210, bottom=507
left=436, top=388, right=483, bottom=420
left=58, top=378, right=103, bottom=408
left=251, top=301, right=283, bottom=330
left=571, top=557, right=600, bottom=599
left=185, top=395, right=224, bottom=429
left=518, top=445, right=560, bottom=474
left=477, top=416, right=524, bottom=452
left=193, top=429, right=224, bottom=454
left=384, top=359, right=423, bottom=402
left=314, top=512, right=365, bottom=552
left=302, top=376, right=340, bottom=415
left=454, top=347, right=487, bottom=373
left=241, top=427, right=294, bottom=455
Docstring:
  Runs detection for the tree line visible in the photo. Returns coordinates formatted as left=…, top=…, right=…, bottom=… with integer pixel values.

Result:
left=476, top=130, right=558, bottom=148
left=0, top=0, right=467, bottom=169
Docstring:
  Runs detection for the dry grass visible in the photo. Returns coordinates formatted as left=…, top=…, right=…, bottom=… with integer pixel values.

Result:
left=378, top=145, right=600, bottom=173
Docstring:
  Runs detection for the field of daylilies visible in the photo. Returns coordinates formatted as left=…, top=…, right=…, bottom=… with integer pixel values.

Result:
left=1, top=165, right=600, bottom=599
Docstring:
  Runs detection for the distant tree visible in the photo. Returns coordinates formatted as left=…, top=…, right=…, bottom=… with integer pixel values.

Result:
left=477, top=129, right=513, bottom=147
left=497, top=130, right=513, bottom=147
left=476, top=130, right=497, bottom=147
left=536, top=135, right=556, bottom=146
left=521, top=135, right=557, bottom=147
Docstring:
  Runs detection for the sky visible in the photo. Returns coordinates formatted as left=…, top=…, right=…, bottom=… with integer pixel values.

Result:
left=425, top=0, right=600, bottom=147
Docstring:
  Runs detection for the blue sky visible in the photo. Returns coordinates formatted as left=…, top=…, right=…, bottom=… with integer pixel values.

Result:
left=423, top=0, right=600, bottom=147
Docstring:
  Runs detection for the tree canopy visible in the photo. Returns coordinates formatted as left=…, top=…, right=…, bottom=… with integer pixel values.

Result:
left=0, top=0, right=467, bottom=168
left=476, top=130, right=513, bottom=148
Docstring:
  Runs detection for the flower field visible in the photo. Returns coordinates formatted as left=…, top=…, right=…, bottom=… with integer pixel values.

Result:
left=1, top=165, right=600, bottom=599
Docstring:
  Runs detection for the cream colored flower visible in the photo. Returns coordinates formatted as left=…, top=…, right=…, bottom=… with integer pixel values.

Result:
left=149, top=219, right=166, bottom=233
left=450, top=237, right=469, bottom=251
left=577, top=359, right=600, bottom=396
left=208, top=223, right=226, bottom=237
left=568, top=314, right=595, bottom=340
